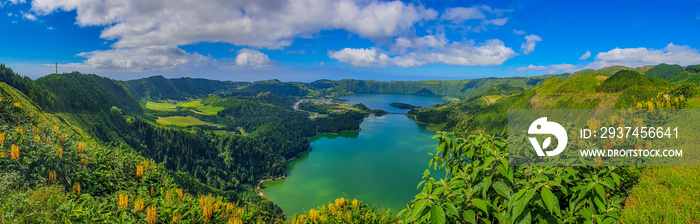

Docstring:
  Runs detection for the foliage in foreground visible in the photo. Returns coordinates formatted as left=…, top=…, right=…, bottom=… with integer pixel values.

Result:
left=0, top=92, right=280, bottom=223
left=289, top=197, right=398, bottom=224
left=399, top=133, right=640, bottom=224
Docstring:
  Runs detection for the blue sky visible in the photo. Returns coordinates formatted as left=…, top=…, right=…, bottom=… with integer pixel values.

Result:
left=1, top=0, right=700, bottom=82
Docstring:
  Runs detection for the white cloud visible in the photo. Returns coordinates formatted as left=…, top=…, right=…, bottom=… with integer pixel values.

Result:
left=441, top=6, right=486, bottom=22
left=516, top=64, right=546, bottom=72
left=579, top=50, right=591, bottom=60
left=22, top=12, right=37, bottom=21
left=76, top=46, right=210, bottom=71
left=549, top=63, right=577, bottom=73
left=483, top=17, right=508, bottom=26
left=31, top=0, right=438, bottom=49
left=513, top=29, right=526, bottom=35
left=516, top=63, right=576, bottom=74
left=235, top=49, right=271, bottom=67
left=586, top=43, right=700, bottom=69
left=330, top=35, right=516, bottom=68
left=8, top=0, right=26, bottom=4
left=517, top=43, right=700, bottom=75
left=520, top=34, right=542, bottom=55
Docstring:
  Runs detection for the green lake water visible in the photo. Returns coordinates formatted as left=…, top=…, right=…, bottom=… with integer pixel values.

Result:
left=263, top=94, right=446, bottom=215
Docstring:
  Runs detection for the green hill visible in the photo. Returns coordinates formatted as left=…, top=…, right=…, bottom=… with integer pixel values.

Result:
left=412, top=71, right=673, bottom=134
left=35, top=72, right=142, bottom=113
left=121, top=75, right=248, bottom=100
left=644, top=63, right=687, bottom=82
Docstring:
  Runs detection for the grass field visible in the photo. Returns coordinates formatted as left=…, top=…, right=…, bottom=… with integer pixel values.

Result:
left=425, top=122, right=447, bottom=132
left=156, top=116, right=211, bottom=127
left=145, top=100, right=224, bottom=115
left=145, top=101, right=180, bottom=111
left=180, top=100, right=224, bottom=115
left=684, top=97, right=700, bottom=109
left=620, top=167, right=700, bottom=223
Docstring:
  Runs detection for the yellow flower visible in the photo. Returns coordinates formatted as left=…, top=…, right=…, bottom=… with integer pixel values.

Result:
left=0, top=151, right=5, bottom=157
left=335, top=197, right=346, bottom=207
left=10, top=144, right=19, bottom=160
left=203, top=206, right=212, bottom=223
left=351, top=199, right=360, bottom=208
left=136, top=165, right=144, bottom=177
left=16, top=128, right=23, bottom=135
left=176, top=189, right=183, bottom=203
left=146, top=206, right=157, bottom=224
left=72, top=183, right=81, bottom=195
left=13, top=102, right=20, bottom=107
left=77, top=142, right=85, bottom=153
left=118, top=192, right=129, bottom=209
left=308, top=209, right=318, bottom=222
left=48, top=170, right=57, bottom=184
left=53, top=125, right=59, bottom=134
left=0, top=133, right=5, bottom=144
left=56, top=147, right=63, bottom=159
left=172, top=212, right=182, bottom=223
left=134, top=197, right=145, bottom=211
left=228, top=217, right=243, bottom=224
left=199, top=194, right=216, bottom=223
left=33, top=135, right=40, bottom=141
left=0, top=96, right=2, bottom=102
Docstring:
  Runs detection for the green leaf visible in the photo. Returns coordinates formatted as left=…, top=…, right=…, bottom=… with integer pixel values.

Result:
left=595, top=185, right=606, bottom=202
left=594, top=196, right=605, bottom=212
left=512, top=188, right=536, bottom=221
left=540, top=187, right=555, bottom=214
left=610, top=172, right=621, bottom=186
left=443, top=202, right=458, bottom=216
left=430, top=205, right=446, bottom=224
left=412, top=199, right=429, bottom=220
left=463, top=210, right=477, bottom=224
left=471, top=198, right=489, bottom=214
left=492, top=181, right=512, bottom=198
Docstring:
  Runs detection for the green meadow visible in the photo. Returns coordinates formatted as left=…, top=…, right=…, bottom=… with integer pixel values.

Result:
left=156, top=115, right=211, bottom=127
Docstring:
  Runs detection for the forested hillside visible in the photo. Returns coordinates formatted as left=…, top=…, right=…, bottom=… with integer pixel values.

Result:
left=120, top=74, right=568, bottom=100
left=409, top=66, right=693, bottom=136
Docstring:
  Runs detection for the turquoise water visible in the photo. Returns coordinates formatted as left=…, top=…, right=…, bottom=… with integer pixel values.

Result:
left=263, top=94, right=446, bottom=215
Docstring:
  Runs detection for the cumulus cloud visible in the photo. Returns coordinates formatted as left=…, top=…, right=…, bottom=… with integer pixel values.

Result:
left=516, top=63, right=577, bottom=74
left=235, top=49, right=271, bottom=67
left=22, top=12, right=37, bottom=21
left=31, top=0, right=438, bottom=49
left=586, top=43, right=700, bottom=68
left=579, top=50, right=591, bottom=60
left=520, top=34, right=542, bottom=55
left=441, top=6, right=486, bottom=22
left=516, top=64, right=546, bottom=72
left=518, top=43, right=700, bottom=75
left=330, top=35, right=516, bottom=68
left=76, top=46, right=210, bottom=71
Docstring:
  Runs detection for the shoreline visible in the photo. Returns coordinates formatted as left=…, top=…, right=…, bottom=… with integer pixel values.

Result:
left=255, top=112, right=441, bottom=199
left=255, top=127, right=363, bottom=198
